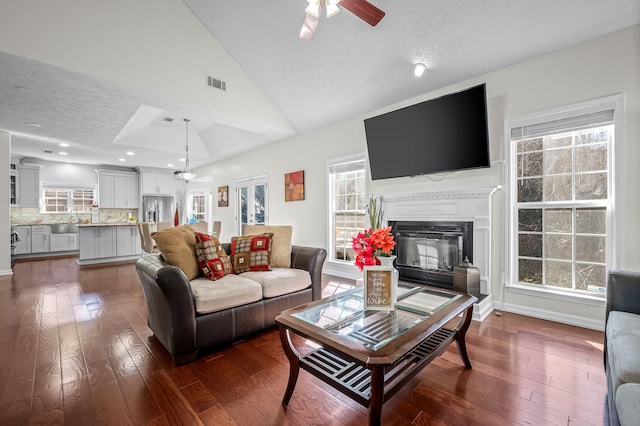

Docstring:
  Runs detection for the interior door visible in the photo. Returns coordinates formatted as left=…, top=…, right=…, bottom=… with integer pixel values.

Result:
left=236, top=176, right=268, bottom=235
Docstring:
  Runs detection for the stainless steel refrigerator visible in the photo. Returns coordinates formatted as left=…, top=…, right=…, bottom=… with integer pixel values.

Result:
left=142, top=196, right=174, bottom=223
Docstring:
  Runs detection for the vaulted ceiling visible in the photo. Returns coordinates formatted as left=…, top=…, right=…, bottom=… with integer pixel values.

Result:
left=1, top=0, right=639, bottom=170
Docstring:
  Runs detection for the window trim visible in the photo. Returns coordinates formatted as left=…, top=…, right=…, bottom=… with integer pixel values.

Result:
left=41, top=182, right=96, bottom=213
left=327, top=154, right=367, bottom=263
left=188, top=188, right=207, bottom=222
left=503, top=94, right=624, bottom=297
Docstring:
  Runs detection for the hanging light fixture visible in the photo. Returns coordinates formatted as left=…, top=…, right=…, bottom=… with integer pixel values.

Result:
left=177, top=118, right=196, bottom=183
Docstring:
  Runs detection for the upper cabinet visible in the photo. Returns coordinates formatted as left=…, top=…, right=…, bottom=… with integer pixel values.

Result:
left=138, top=168, right=174, bottom=196
left=10, top=163, right=17, bottom=206
left=96, top=170, right=139, bottom=209
left=16, top=163, right=41, bottom=208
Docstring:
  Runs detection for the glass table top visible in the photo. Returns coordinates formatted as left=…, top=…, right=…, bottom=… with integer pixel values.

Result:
left=292, top=285, right=461, bottom=350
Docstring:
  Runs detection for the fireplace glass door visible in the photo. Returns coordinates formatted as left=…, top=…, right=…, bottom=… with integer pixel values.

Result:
left=396, top=232, right=463, bottom=273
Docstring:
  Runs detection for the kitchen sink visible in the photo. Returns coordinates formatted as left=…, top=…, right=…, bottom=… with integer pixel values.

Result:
left=50, top=223, right=79, bottom=234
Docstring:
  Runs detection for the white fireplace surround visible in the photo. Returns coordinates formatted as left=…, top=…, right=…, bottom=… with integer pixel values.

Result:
left=382, top=186, right=501, bottom=320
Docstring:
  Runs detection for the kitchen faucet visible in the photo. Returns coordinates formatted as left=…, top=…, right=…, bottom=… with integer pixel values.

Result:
left=69, top=208, right=78, bottom=223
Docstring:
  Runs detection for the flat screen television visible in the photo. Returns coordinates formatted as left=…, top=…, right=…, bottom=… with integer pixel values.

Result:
left=364, top=83, right=490, bottom=180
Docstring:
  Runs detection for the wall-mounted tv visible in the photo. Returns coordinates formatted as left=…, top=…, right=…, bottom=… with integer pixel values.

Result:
left=364, top=83, right=490, bottom=180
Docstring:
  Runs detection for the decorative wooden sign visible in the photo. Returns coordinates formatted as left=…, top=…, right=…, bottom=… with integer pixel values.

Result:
left=363, top=266, right=396, bottom=311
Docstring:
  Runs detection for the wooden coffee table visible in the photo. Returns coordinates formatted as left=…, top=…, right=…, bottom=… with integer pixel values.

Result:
left=275, top=284, right=477, bottom=425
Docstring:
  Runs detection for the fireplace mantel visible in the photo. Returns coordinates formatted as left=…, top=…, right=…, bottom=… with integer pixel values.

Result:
left=382, top=186, right=501, bottom=320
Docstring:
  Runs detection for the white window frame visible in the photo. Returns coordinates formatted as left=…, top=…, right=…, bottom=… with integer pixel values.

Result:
left=327, top=154, right=367, bottom=263
left=187, top=188, right=207, bottom=223
left=503, top=94, right=624, bottom=301
left=41, top=183, right=96, bottom=213
left=235, top=175, right=269, bottom=235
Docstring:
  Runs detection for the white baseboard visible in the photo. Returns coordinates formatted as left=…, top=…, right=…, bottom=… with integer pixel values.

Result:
left=498, top=301, right=605, bottom=332
left=0, top=268, right=13, bottom=276
left=473, top=294, right=494, bottom=322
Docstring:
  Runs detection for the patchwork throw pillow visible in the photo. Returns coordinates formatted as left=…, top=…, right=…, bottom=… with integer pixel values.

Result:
left=230, top=233, right=273, bottom=273
left=194, top=232, right=233, bottom=281
left=243, top=225, right=293, bottom=268
left=151, top=225, right=199, bottom=280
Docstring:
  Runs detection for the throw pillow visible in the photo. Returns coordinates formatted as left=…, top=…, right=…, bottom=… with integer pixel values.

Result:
left=243, top=225, right=293, bottom=268
left=194, top=232, right=233, bottom=281
left=151, top=225, right=199, bottom=280
left=230, top=233, right=273, bottom=273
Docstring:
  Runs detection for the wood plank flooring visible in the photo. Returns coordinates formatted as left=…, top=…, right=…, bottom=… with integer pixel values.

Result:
left=0, top=256, right=607, bottom=425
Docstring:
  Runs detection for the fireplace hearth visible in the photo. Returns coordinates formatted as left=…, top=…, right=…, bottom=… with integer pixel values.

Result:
left=390, top=221, right=473, bottom=289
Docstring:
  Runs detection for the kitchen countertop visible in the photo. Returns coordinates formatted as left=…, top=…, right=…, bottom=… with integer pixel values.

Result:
left=78, top=222, right=139, bottom=227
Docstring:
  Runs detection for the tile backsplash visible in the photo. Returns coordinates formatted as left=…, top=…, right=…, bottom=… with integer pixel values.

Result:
left=11, top=207, right=139, bottom=225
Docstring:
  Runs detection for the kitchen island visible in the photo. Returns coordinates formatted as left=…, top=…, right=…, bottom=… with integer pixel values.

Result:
left=77, top=223, right=141, bottom=265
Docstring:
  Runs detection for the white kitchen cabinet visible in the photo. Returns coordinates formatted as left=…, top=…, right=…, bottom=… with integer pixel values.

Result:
left=10, top=168, right=18, bottom=206
left=140, top=171, right=173, bottom=195
left=113, top=175, right=139, bottom=208
left=13, top=225, right=31, bottom=254
left=78, top=226, right=116, bottom=260
left=116, top=226, right=142, bottom=256
left=50, top=233, right=78, bottom=252
left=17, top=164, right=40, bottom=207
left=31, top=225, right=50, bottom=253
left=97, top=170, right=139, bottom=208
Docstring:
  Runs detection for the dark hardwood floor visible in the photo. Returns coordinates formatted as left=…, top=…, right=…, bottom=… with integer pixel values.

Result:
left=0, top=256, right=607, bottom=425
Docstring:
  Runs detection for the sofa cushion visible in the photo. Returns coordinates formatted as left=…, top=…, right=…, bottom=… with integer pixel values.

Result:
left=189, top=275, right=263, bottom=314
left=152, top=225, right=199, bottom=280
left=230, top=233, right=273, bottom=273
left=606, top=311, right=640, bottom=399
left=616, top=383, right=640, bottom=426
left=243, top=225, right=293, bottom=268
left=195, top=232, right=233, bottom=280
left=240, top=268, right=311, bottom=298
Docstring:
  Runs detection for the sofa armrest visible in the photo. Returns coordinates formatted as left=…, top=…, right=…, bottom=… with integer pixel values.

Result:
left=135, top=255, right=198, bottom=363
left=607, top=269, right=640, bottom=321
left=291, top=245, right=327, bottom=301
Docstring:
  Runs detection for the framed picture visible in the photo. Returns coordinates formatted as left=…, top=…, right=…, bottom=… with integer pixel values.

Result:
left=363, top=266, right=396, bottom=311
left=284, top=170, right=304, bottom=202
left=218, top=186, right=229, bottom=207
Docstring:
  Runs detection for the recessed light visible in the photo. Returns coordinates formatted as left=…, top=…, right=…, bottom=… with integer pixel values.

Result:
left=412, top=63, right=427, bottom=77
left=59, top=152, right=68, bottom=156
left=126, top=151, right=134, bottom=156
left=168, top=163, right=174, bottom=167
left=118, top=158, right=126, bottom=162
left=179, top=158, right=186, bottom=162
left=26, top=123, right=41, bottom=128
left=59, top=143, right=69, bottom=147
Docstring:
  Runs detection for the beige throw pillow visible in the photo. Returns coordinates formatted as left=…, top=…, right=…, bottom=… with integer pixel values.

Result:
left=243, top=225, right=293, bottom=268
left=152, top=225, right=199, bottom=280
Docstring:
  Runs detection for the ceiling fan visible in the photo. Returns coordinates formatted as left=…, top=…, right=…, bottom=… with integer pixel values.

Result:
left=299, top=0, right=385, bottom=40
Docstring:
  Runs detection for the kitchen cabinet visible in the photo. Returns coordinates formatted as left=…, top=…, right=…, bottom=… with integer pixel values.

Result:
left=97, top=170, right=139, bottom=208
left=78, top=226, right=116, bottom=260
left=10, top=167, right=17, bottom=206
left=50, top=233, right=78, bottom=252
left=17, top=164, right=40, bottom=207
left=141, top=171, right=173, bottom=195
left=31, top=225, right=50, bottom=253
left=116, top=226, right=142, bottom=256
left=13, top=225, right=31, bottom=254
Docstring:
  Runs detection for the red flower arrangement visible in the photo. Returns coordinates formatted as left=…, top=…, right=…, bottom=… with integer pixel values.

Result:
left=352, top=226, right=396, bottom=271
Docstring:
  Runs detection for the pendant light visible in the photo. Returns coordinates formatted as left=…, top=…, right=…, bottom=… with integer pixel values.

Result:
left=177, top=118, right=196, bottom=183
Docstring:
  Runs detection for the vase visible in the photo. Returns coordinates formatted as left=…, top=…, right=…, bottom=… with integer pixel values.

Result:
left=377, top=255, right=399, bottom=305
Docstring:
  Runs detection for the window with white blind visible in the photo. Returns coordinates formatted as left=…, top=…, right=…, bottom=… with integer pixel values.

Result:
left=506, top=95, right=622, bottom=296
left=328, top=156, right=367, bottom=262
left=42, top=185, right=95, bottom=213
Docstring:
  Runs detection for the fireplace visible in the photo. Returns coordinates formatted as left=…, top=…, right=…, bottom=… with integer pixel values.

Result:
left=390, top=221, right=473, bottom=289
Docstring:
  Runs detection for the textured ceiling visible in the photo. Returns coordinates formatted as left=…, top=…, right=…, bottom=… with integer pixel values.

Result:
left=1, top=0, right=639, bottom=170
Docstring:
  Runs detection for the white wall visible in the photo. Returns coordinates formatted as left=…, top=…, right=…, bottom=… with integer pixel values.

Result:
left=190, top=25, right=640, bottom=330
left=0, top=131, right=11, bottom=275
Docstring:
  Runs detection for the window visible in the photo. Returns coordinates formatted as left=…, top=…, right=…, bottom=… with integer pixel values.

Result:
left=43, top=185, right=95, bottom=213
left=189, top=190, right=206, bottom=222
left=236, top=176, right=268, bottom=234
left=507, top=97, right=621, bottom=295
left=328, top=156, right=367, bottom=262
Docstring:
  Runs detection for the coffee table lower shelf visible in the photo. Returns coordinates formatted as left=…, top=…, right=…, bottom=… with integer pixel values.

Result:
left=298, top=327, right=458, bottom=407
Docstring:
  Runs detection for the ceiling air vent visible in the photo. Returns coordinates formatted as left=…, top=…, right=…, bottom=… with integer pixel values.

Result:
left=162, top=117, right=174, bottom=123
left=206, top=74, right=227, bottom=91
left=43, top=149, right=53, bottom=154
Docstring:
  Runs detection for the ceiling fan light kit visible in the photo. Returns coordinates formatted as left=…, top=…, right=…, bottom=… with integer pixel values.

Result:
left=299, top=0, right=385, bottom=40
left=176, top=118, right=197, bottom=183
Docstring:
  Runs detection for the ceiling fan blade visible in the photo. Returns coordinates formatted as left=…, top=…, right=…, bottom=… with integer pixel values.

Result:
left=339, top=0, right=385, bottom=26
left=299, top=13, right=320, bottom=40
